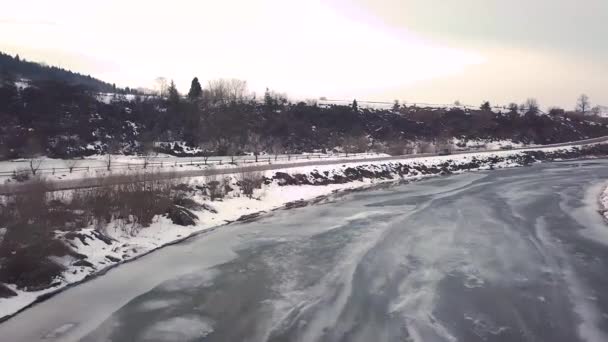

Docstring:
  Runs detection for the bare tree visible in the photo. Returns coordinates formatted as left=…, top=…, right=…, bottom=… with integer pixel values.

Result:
left=305, top=98, right=318, bottom=107
left=576, top=94, right=591, bottom=114
left=25, top=138, right=43, bottom=175
left=227, top=79, right=248, bottom=102
left=65, top=159, right=79, bottom=173
left=207, top=78, right=248, bottom=105
left=523, top=98, right=540, bottom=115
left=29, top=159, right=43, bottom=176
left=106, top=141, right=121, bottom=171
left=155, top=77, right=169, bottom=97
left=387, top=139, right=408, bottom=156
left=218, top=139, right=239, bottom=164
left=141, top=140, right=156, bottom=169
left=207, top=79, right=228, bottom=105
left=198, top=141, right=216, bottom=165
left=248, top=133, right=263, bottom=162
left=267, top=138, right=284, bottom=161
left=343, top=134, right=368, bottom=156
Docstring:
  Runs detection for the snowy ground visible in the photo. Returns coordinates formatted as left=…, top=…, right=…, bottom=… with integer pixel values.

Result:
left=451, top=138, right=528, bottom=151
left=599, top=185, right=608, bottom=221
left=0, top=152, right=387, bottom=183
left=0, top=144, right=597, bottom=319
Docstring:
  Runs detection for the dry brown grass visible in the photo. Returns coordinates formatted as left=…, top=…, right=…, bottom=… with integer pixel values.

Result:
left=72, top=173, right=177, bottom=235
left=237, top=170, right=264, bottom=198
left=0, top=173, right=194, bottom=290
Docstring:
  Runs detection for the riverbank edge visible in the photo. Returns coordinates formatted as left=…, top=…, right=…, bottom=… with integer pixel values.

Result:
left=2, top=144, right=608, bottom=323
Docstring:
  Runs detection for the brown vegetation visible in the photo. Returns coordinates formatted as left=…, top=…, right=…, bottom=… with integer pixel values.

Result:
left=0, top=173, right=200, bottom=290
left=237, top=171, right=264, bottom=198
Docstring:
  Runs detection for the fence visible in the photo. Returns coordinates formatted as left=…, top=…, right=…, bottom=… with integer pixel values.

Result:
left=0, top=152, right=381, bottom=179
left=3, top=134, right=608, bottom=181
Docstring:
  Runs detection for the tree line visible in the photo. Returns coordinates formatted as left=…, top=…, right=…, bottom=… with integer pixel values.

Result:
left=1, top=66, right=607, bottom=160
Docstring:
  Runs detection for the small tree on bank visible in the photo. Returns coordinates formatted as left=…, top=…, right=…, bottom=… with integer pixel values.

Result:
left=248, top=133, right=263, bottom=162
left=106, top=141, right=121, bottom=171
left=65, top=159, right=79, bottom=173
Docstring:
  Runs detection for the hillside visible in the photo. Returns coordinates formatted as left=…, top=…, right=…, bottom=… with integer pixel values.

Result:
left=0, top=51, right=117, bottom=93
left=1, top=59, right=608, bottom=160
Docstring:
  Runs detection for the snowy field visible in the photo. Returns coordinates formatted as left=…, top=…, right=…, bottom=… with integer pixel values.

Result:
left=0, top=144, right=602, bottom=319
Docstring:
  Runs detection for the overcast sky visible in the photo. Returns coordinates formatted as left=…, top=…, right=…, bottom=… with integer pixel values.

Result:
left=1, top=0, right=606, bottom=109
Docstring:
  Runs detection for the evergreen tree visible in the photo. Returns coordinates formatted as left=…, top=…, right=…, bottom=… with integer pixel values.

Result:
left=264, top=88, right=275, bottom=110
left=168, top=79, right=180, bottom=103
left=188, top=77, right=203, bottom=100
left=480, top=101, right=492, bottom=112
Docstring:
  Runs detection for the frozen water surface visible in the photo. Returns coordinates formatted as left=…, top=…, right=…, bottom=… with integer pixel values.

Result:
left=2, top=161, right=608, bottom=341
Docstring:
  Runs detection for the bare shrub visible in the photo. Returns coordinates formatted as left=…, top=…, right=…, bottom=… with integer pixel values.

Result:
left=386, top=140, right=407, bottom=156
left=237, top=171, right=264, bottom=198
left=343, top=134, right=368, bottom=156
left=222, top=177, right=233, bottom=195
left=0, top=240, right=68, bottom=290
left=267, top=138, right=284, bottom=161
left=141, top=140, right=156, bottom=169
left=10, top=177, right=51, bottom=223
left=417, top=141, right=436, bottom=154
left=12, top=168, right=31, bottom=182
left=0, top=173, right=190, bottom=290
left=73, top=173, right=176, bottom=235
left=204, top=171, right=224, bottom=201
left=0, top=177, right=72, bottom=290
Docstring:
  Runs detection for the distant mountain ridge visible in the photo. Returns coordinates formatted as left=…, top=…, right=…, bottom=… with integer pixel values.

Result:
left=0, top=51, right=117, bottom=93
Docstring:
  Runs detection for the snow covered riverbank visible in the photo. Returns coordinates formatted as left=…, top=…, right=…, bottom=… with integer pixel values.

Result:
left=599, top=185, right=608, bottom=221
left=1, top=144, right=607, bottom=321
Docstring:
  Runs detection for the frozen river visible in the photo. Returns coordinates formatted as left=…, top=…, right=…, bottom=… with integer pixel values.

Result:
left=2, top=160, right=608, bottom=341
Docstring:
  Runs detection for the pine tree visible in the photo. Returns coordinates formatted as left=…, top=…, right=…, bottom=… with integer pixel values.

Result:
left=480, top=101, right=491, bottom=112
left=188, top=77, right=202, bottom=100
left=168, top=80, right=180, bottom=103
left=264, top=88, right=275, bottom=110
